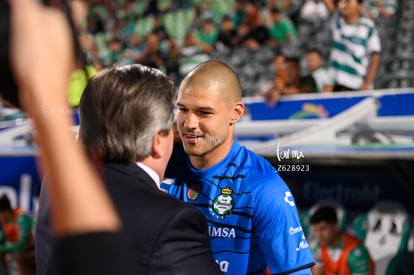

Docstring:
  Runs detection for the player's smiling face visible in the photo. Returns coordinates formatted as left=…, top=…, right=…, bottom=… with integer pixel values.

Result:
left=176, top=82, right=235, bottom=168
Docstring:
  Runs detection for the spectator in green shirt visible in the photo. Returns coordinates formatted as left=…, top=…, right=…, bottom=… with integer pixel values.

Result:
left=267, top=7, right=297, bottom=46
left=195, top=18, right=218, bottom=53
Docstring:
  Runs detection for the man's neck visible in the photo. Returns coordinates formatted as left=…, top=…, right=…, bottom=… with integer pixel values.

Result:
left=330, top=232, right=343, bottom=247
left=344, top=13, right=359, bottom=24
left=4, top=211, right=15, bottom=223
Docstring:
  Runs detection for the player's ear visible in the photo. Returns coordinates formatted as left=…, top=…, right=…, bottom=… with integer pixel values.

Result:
left=230, top=101, right=245, bottom=125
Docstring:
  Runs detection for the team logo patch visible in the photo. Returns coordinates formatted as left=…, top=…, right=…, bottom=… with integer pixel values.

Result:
left=211, top=187, right=234, bottom=218
left=186, top=184, right=200, bottom=200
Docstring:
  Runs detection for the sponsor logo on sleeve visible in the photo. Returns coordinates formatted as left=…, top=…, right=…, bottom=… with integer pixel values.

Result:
left=284, top=191, right=295, bottom=207
left=296, top=234, right=310, bottom=252
left=289, top=226, right=303, bottom=235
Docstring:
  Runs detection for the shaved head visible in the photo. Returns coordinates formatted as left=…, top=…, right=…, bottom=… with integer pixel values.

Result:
left=176, top=60, right=245, bottom=169
left=180, top=60, right=242, bottom=106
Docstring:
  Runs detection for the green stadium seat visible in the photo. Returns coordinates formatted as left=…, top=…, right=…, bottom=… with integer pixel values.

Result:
left=353, top=201, right=412, bottom=275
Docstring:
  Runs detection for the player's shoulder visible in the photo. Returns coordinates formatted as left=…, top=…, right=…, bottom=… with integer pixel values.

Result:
left=359, top=15, right=376, bottom=29
left=236, top=144, right=275, bottom=172
left=235, top=145, right=288, bottom=193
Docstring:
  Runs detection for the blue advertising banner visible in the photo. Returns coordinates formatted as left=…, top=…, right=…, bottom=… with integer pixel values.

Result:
left=244, top=89, right=414, bottom=120
left=0, top=156, right=41, bottom=212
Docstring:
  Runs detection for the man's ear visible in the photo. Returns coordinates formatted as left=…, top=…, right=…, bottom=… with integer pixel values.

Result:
left=151, top=130, right=171, bottom=159
left=151, top=132, right=163, bottom=159
left=230, top=101, right=245, bottom=125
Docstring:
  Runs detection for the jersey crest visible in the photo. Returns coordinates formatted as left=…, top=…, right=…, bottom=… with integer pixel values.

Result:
left=211, top=187, right=234, bottom=219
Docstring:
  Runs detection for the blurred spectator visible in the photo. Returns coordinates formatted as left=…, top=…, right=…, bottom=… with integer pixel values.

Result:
left=267, top=0, right=304, bottom=26
left=310, top=206, right=374, bottom=275
left=68, top=33, right=98, bottom=108
left=0, top=195, right=35, bottom=275
left=300, top=0, right=330, bottom=21
left=151, top=16, right=175, bottom=65
left=266, top=7, right=298, bottom=47
left=79, top=33, right=103, bottom=71
left=178, top=32, right=210, bottom=80
left=115, top=0, right=139, bottom=22
left=198, top=0, right=222, bottom=26
left=323, top=0, right=381, bottom=91
left=244, top=0, right=262, bottom=25
left=284, top=56, right=316, bottom=94
left=131, top=32, right=164, bottom=69
left=263, top=53, right=316, bottom=105
left=121, top=33, right=145, bottom=65
left=164, top=39, right=181, bottom=83
left=143, top=0, right=160, bottom=17
left=361, top=0, right=397, bottom=19
left=263, top=52, right=286, bottom=105
left=195, top=18, right=218, bottom=54
left=152, top=16, right=170, bottom=42
left=86, top=12, right=105, bottom=34
left=119, top=17, right=137, bottom=40
left=68, top=65, right=97, bottom=107
left=215, top=15, right=239, bottom=52
left=267, top=0, right=288, bottom=11
left=233, top=0, right=247, bottom=28
left=190, top=3, right=204, bottom=29
left=170, top=0, right=194, bottom=10
left=106, top=36, right=125, bottom=66
left=236, top=17, right=270, bottom=50
left=103, top=8, right=118, bottom=34
left=305, top=48, right=333, bottom=92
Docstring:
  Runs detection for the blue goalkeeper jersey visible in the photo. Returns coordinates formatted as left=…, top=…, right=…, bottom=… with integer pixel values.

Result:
left=162, top=142, right=314, bottom=275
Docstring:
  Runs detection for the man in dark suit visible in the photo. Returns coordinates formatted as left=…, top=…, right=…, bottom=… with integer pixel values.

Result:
left=35, top=64, right=222, bottom=275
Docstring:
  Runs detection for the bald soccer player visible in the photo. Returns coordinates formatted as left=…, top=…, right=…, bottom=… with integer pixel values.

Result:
left=162, top=60, right=315, bottom=275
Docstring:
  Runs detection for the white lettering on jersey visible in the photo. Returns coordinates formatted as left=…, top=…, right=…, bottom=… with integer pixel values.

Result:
left=296, top=234, right=310, bottom=251
left=289, top=226, right=303, bottom=235
left=216, top=260, right=229, bottom=272
left=209, top=226, right=236, bottom=238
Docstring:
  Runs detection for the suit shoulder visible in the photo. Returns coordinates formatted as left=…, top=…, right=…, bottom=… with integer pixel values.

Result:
left=157, top=191, right=204, bottom=217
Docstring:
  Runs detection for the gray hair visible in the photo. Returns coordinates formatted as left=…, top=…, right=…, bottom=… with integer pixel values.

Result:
left=79, top=64, right=175, bottom=163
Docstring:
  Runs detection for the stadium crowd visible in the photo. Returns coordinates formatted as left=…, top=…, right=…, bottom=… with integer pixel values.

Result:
left=0, top=0, right=404, bottom=116
left=74, top=0, right=398, bottom=101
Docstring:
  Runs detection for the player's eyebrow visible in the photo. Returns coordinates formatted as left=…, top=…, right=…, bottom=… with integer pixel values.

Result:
left=177, top=103, right=215, bottom=112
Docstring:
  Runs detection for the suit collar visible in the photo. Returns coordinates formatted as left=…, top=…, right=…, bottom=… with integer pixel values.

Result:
left=103, top=162, right=160, bottom=192
left=136, top=162, right=160, bottom=190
